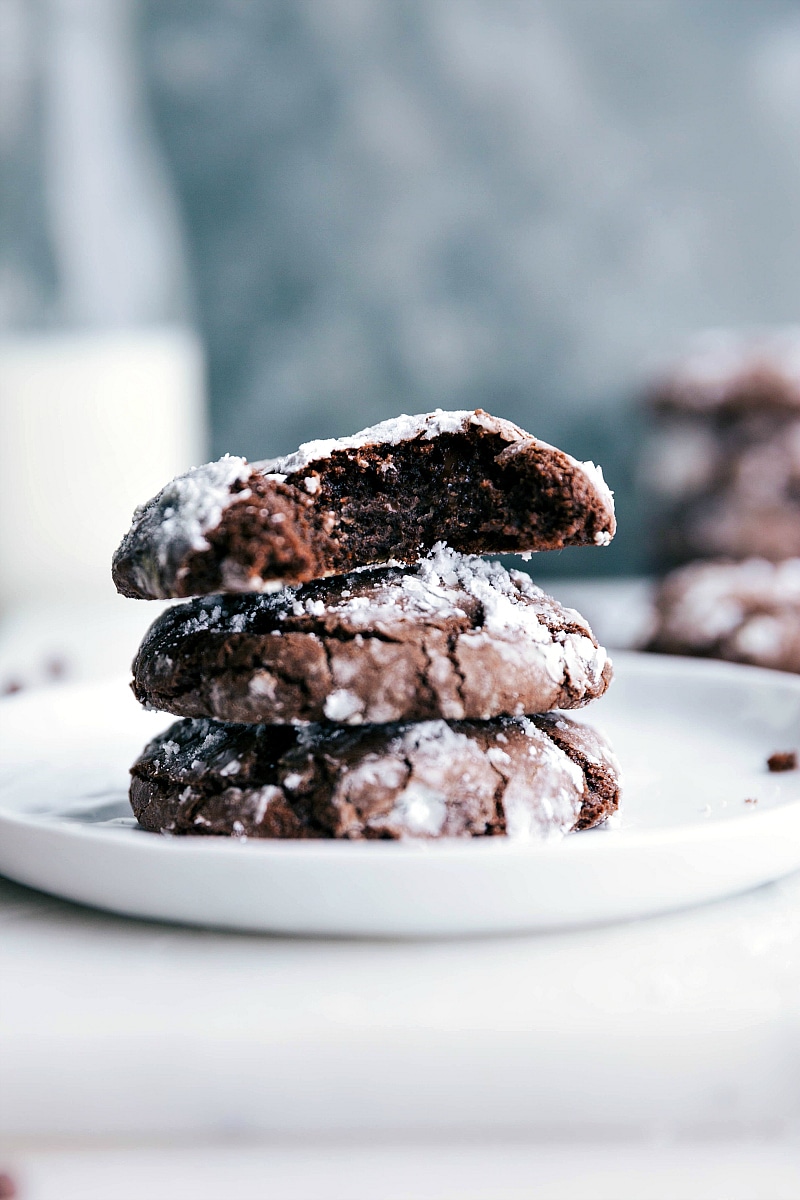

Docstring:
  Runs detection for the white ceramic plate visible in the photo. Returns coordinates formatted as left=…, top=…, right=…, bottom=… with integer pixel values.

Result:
left=2, top=651, right=800, bottom=936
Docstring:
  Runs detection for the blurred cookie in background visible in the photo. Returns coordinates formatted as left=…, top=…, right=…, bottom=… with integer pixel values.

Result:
left=642, top=328, right=800, bottom=570
left=647, top=558, right=800, bottom=673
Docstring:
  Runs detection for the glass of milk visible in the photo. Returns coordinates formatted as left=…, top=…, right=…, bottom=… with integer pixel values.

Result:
left=0, top=0, right=206, bottom=611
left=0, top=327, right=205, bottom=605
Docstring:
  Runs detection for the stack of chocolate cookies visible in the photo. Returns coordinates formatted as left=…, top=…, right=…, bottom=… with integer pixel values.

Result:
left=113, top=410, right=621, bottom=841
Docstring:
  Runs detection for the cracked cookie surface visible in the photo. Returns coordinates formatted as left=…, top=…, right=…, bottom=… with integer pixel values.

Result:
left=129, top=711, right=620, bottom=841
left=132, top=546, right=612, bottom=725
left=112, top=409, right=615, bottom=600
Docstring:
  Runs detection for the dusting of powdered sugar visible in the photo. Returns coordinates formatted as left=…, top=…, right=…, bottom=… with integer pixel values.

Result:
left=138, top=544, right=609, bottom=711
left=254, top=410, right=480, bottom=476
left=729, top=614, right=785, bottom=660
left=251, top=785, right=283, bottom=825
left=166, top=544, right=597, bottom=640
left=578, top=461, right=615, bottom=519
left=324, top=689, right=365, bottom=722
left=369, top=720, right=485, bottom=837
left=133, top=456, right=251, bottom=554
left=301, top=546, right=606, bottom=704
left=384, top=782, right=449, bottom=836
left=253, top=409, right=614, bottom=523
left=500, top=718, right=587, bottom=840
left=409, top=544, right=584, bottom=638
left=117, top=455, right=252, bottom=599
left=371, top=717, right=588, bottom=841
left=330, top=546, right=535, bottom=631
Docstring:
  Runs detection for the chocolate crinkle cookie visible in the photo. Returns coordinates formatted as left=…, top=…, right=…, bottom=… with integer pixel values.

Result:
left=131, top=546, right=612, bottom=726
left=118, top=406, right=621, bottom=845
left=130, top=713, right=620, bottom=841
left=647, top=557, right=800, bottom=672
left=112, top=409, right=615, bottom=600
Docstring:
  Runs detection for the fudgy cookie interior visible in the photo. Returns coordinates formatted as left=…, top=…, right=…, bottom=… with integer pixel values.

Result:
left=201, top=433, right=608, bottom=589
left=112, top=412, right=614, bottom=599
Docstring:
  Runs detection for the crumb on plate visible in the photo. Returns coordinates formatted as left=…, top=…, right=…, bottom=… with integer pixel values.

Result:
left=768, top=751, right=797, bottom=773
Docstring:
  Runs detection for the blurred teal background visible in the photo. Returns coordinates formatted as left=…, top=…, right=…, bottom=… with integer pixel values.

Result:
left=5, top=0, right=800, bottom=576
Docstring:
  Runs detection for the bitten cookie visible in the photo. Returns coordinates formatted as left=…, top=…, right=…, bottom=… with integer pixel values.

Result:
left=130, top=713, right=620, bottom=841
left=132, top=547, right=612, bottom=725
left=112, top=409, right=615, bottom=600
left=647, top=557, right=800, bottom=672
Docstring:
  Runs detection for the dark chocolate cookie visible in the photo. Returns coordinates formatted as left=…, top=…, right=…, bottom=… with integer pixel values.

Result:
left=112, top=410, right=615, bottom=600
left=130, top=712, right=620, bottom=841
left=647, top=557, right=800, bottom=672
left=132, top=547, right=612, bottom=725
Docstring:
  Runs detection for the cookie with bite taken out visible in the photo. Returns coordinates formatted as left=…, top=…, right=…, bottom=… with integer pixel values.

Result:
left=112, top=409, right=615, bottom=600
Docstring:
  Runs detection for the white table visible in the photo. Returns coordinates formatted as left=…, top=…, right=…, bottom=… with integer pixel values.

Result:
left=3, top=585, right=800, bottom=1199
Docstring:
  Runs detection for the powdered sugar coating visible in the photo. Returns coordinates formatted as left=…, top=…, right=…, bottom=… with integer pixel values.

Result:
left=577, top=462, right=614, bottom=521
left=364, top=718, right=584, bottom=841
left=114, top=456, right=252, bottom=600
left=131, top=712, right=620, bottom=842
left=137, top=456, right=250, bottom=552
left=149, top=544, right=595, bottom=643
left=257, top=409, right=614, bottom=520
left=132, top=546, right=612, bottom=725
left=256, top=410, right=478, bottom=475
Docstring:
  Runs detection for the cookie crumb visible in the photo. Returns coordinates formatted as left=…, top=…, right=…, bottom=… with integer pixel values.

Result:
left=744, top=796, right=758, bottom=804
left=768, top=751, right=797, bottom=773
left=45, top=655, right=68, bottom=679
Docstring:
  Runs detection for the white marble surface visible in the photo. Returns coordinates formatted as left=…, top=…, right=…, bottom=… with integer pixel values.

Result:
left=3, top=864, right=800, bottom=1141
left=5, top=1140, right=800, bottom=1200
left=2, top=586, right=800, bottom=1197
